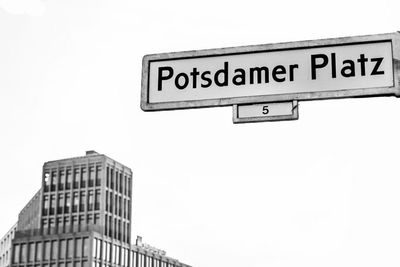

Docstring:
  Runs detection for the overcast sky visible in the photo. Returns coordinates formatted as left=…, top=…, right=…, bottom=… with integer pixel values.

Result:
left=1, top=1, right=400, bottom=267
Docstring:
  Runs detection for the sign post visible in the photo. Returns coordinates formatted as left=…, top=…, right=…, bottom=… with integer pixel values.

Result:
left=141, top=32, right=400, bottom=122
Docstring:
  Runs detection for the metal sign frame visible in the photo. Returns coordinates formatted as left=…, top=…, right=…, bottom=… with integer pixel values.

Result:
left=233, top=101, right=299, bottom=123
left=141, top=32, right=400, bottom=111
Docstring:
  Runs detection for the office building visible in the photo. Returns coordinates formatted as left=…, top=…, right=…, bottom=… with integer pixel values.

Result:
left=1, top=151, right=190, bottom=267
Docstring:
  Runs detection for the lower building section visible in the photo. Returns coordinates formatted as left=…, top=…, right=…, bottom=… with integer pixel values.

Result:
left=11, top=231, right=190, bottom=267
left=0, top=223, right=17, bottom=267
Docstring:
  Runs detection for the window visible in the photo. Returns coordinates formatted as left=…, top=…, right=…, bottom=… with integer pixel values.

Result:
left=128, top=200, right=131, bottom=220
left=13, top=244, right=20, bottom=263
left=87, top=214, right=93, bottom=225
left=108, top=217, right=112, bottom=237
left=66, top=169, right=72, bottom=189
left=75, top=239, right=82, bottom=258
left=106, top=192, right=109, bottom=211
left=58, top=194, right=64, bottom=214
left=80, top=192, right=86, bottom=212
left=109, top=192, right=113, bottom=213
left=72, top=216, right=78, bottom=230
left=115, top=171, right=119, bottom=192
left=114, top=195, right=118, bottom=215
left=124, top=175, right=127, bottom=195
left=106, top=167, right=110, bottom=187
left=94, top=213, right=100, bottom=225
left=79, top=215, right=85, bottom=228
left=96, top=239, right=101, bottom=259
left=42, top=219, right=48, bottom=231
left=43, top=195, right=49, bottom=215
left=49, top=218, right=55, bottom=232
left=88, top=190, right=94, bottom=211
left=107, top=242, right=111, bottom=262
left=83, top=238, right=88, bottom=257
left=57, top=217, right=63, bottom=232
left=96, top=166, right=101, bottom=186
left=51, top=171, right=57, bottom=191
left=50, top=194, right=56, bottom=215
left=95, top=190, right=100, bottom=211
left=112, top=244, right=116, bottom=264
left=81, top=167, right=87, bottom=187
left=74, top=169, right=80, bottom=189
left=128, top=177, right=132, bottom=197
left=89, top=166, right=95, bottom=187
left=59, top=170, right=65, bottom=190
left=124, top=199, right=127, bottom=218
left=110, top=169, right=114, bottom=189
left=67, top=239, right=73, bottom=259
left=73, top=192, right=79, bottom=212
left=44, top=241, right=51, bottom=261
left=119, top=196, right=122, bottom=216
left=102, top=241, right=106, bottom=261
left=92, top=239, right=97, bottom=258
left=51, top=241, right=58, bottom=260
left=60, top=240, right=66, bottom=259
left=119, top=173, right=123, bottom=193
left=64, top=217, right=70, bottom=232
left=35, top=242, right=42, bottom=261
left=65, top=193, right=71, bottom=213
left=130, top=251, right=135, bottom=267
left=44, top=172, right=50, bottom=192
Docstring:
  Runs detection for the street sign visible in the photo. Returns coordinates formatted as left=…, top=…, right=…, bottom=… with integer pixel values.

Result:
left=141, top=32, right=400, bottom=113
left=233, top=101, right=298, bottom=123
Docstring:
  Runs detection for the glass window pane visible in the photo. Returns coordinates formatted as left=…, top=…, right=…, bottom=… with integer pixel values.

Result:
left=21, top=244, right=27, bottom=263
left=83, top=238, right=88, bottom=258
left=44, top=241, right=50, bottom=260
left=51, top=241, right=58, bottom=260
left=12, top=244, right=19, bottom=263
left=60, top=240, right=66, bottom=259
left=35, top=242, right=42, bottom=261
left=28, top=243, right=35, bottom=262
left=75, top=238, right=82, bottom=258
left=67, top=239, right=73, bottom=259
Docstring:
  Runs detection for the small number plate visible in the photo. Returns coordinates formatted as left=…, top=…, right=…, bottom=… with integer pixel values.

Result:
left=233, top=101, right=299, bottom=123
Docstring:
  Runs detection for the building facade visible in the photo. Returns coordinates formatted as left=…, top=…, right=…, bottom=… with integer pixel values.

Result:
left=2, top=151, right=190, bottom=267
left=17, top=190, right=41, bottom=233
left=0, top=223, right=17, bottom=267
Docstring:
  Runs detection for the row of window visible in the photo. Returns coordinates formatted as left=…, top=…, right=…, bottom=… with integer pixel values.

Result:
left=105, top=192, right=131, bottom=220
left=43, top=190, right=101, bottom=216
left=12, top=261, right=88, bottom=267
left=92, top=239, right=181, bottom=267
left=41, top=214, right=101, bottom=234
left=13, top=238, right=89, bottom=264
left=44, top=166, right=102, bottom=192
left=104, top=215, right=130, bottom=243
left=0, top=253, right=9, bottom=267
left=106, top=167, right=132, bottom=197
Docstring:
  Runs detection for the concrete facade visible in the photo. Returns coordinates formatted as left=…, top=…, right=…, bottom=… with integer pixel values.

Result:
left=0, top=223, right=17, bottom=267
left=0, top=151, right=190, bottom=267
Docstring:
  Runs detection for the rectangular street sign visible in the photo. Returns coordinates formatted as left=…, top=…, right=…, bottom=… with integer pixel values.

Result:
left=141, top=32, right=400, bottom=111
left=233, top=101, right=298, bottom=123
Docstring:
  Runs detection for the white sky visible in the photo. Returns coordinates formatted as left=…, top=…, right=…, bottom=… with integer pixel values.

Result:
left=1, top=1, right=400, bottom=267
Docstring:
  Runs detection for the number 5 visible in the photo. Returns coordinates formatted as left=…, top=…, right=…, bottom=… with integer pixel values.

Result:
left=262, top=105, right=269, bottom=115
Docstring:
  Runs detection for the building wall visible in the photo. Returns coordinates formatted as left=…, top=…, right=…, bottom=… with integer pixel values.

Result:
left=9, top=151, right=190, bottom=267
left=17, top=190, right=41, bottom=232
left=40, top=151, right=132, bottom=244
left=11, top=231, right=90, bottom=267
left=11, top=232, right=190, bottom=267
left=0, top=223, right=18, bottom=267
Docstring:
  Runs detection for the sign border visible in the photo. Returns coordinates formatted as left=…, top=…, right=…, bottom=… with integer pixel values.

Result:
left=141, top=32, right=400, bottom=111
